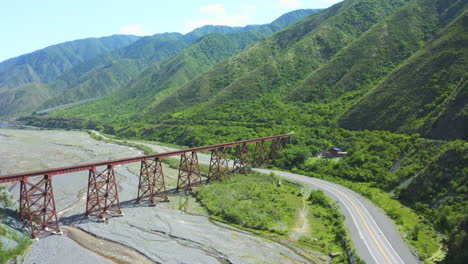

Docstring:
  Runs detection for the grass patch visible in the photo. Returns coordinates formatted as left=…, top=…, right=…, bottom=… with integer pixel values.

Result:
left=300, top=190, right=363, bottom=264
left=195, top=172, right=357, bottom=263
left=0, top=224, right=31, bottom=263
left=195, top=173, right=301, bottom=234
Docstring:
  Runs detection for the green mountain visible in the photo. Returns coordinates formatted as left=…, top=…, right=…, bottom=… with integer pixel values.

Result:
left=339, top=6, right=467, bottom=140
left=22, top=0, right=468, bottom=261
left=50, top=9, right=321, bottom=118
left=0, top=35, right=141, bottom=117
left=44, top=0, right=465, bottom=143
left=38, top=9, right=319, bottom=109
left=0, top=35, right=140, bottom=87
left=0, top=9, right=317, bottom=118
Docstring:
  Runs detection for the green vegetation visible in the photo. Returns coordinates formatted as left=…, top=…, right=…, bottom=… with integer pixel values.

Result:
left=0, top=224, right=31, bottom=264
left=16, top=0, right=468, bottom=262
left=0, top=186, right=31, bottom=263
left=340, top=6, right=468, bottom=140
left=0, top=35, right=140, bottom=84
left=196, top=173, right=301, bottom=234
left=0, top=9, right=318, bottom=119
left=195, top=173, right=353, bottom=263
left=38, top=9, right=320, bottom=116
left=0, top=35, right=140, bottom=116
left=278, top=128, right=466, bottom=261
left=301, top=190, right=363, bottom=264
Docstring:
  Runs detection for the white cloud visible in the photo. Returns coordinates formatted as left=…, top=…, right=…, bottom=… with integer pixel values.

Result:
left=279, top=0, right=302, bottom=8
left=120, top=24, right=151, bottom=36
left=200, top=4, right=226, bottom=15
left=240, top=4, right=257, bottom=10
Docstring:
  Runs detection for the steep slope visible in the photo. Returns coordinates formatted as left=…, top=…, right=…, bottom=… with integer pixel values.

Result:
left=0, top=83, right=51, bottom=116
left=0, top=35, right=140, bottom=88
left=37, top=32, right=193, bottom=108
left=38, top=9, right=319, bottom=110
left=145, top=0, right=465, bottom=142
left=340, top=8, right=467, bottom=140
left=0, top=35, right=140, bottom=117
left=148, top=0, right=410, bottom=116
left=44, top=9, right=320, bottom=118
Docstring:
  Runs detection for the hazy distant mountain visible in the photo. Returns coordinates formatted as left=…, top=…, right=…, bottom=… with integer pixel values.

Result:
left=0, top=35, right=140, bottom=88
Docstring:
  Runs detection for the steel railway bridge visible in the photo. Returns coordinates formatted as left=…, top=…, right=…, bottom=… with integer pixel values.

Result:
left=0, top=134, right=291, bottom=238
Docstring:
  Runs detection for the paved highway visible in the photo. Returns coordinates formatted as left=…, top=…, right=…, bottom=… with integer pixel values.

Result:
left=255, top=169, right=419, bottom=264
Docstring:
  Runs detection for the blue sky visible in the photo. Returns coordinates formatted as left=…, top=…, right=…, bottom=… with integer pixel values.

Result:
left=1, top=0, right=342, bottom=62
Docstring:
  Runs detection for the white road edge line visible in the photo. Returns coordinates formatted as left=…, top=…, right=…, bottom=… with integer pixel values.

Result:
left=254, top=169, right=381, bottom=264
left=316, top=179, right=405, bottom=264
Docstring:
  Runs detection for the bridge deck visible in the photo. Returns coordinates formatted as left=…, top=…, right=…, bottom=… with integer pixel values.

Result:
left=0, top=134, right=290, bottom=183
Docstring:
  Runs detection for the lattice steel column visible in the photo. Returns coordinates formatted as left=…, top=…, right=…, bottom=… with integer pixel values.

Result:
left=176, top=152, right=202, bottom=191
left=253, top=140, right=268, bottom=167
left=208, top=147, right=229, bottom=182
left=19, top=175, right=60, bottom=239
left=269, top=137, right=284, bottom=159
left=233, top=143, right=251, bottom=174
left=136, top=158, right=167, bottom=204
left=86, top=164, right=122, bottom=220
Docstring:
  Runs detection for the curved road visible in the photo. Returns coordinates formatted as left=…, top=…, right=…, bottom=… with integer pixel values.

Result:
left=94, top=132, right=420, bottom=264
left=255, top=169, right=419, bottom=264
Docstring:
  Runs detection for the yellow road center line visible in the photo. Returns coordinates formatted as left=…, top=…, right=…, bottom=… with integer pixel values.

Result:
left=334, top=187, right=394, bottom=264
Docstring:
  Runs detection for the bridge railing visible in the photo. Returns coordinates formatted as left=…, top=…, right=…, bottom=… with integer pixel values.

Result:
left=0, top=134, right=291, bottom=238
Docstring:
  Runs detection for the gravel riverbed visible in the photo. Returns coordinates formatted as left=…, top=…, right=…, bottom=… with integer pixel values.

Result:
left=0, top=129, right=313, bottom=264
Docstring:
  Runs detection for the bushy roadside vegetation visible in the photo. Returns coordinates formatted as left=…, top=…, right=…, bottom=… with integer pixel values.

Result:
left=302, top=190, right=363, bottom=264
left=195, top=173, right=301, bottom=234
left=277, top=128, right=466, bottom=262
left=195, top=173, right=353, bottom=263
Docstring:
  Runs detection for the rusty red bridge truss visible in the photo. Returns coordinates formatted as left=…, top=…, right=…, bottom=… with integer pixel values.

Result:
left=0, top=134, right=291, bottom=238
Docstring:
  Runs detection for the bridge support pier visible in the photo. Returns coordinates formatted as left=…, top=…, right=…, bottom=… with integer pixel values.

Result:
left=86, top=164, right=122, bottom=220
left=269, top=137, right=284, bottom=159
left=19, top=175, right=60, bottom=239
left=136, top=158, right=167, bottom=204
left=233, top=143, right=251, bottom=174
left=208, top=147, right=229, bottom=182
left=177, top=152, right=202, bottom=191
left=253, top=140, right=269, bottom=167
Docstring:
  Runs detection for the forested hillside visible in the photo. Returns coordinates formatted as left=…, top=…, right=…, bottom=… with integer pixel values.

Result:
left=20, top=0, right=468, bottom=262
left=340, top=5, right=467, bottom=140
left=0, top=9, right=317, bottom=119
left=38, top=9, right=319, bottom=109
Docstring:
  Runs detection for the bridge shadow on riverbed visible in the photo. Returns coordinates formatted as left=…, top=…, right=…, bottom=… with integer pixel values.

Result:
left=0, top=208, right=31, bottom=236
left=59, top=186, right=200, bottom=227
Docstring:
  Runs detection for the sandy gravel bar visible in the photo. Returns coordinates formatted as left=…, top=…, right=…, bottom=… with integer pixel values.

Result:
left=22, top=235, right=114, bottom=264
left=78, top=205, right=309, bottom=264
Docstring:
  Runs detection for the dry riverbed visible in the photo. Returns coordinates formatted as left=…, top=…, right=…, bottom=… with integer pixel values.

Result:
left=0, top=129, right=314, bottom=264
